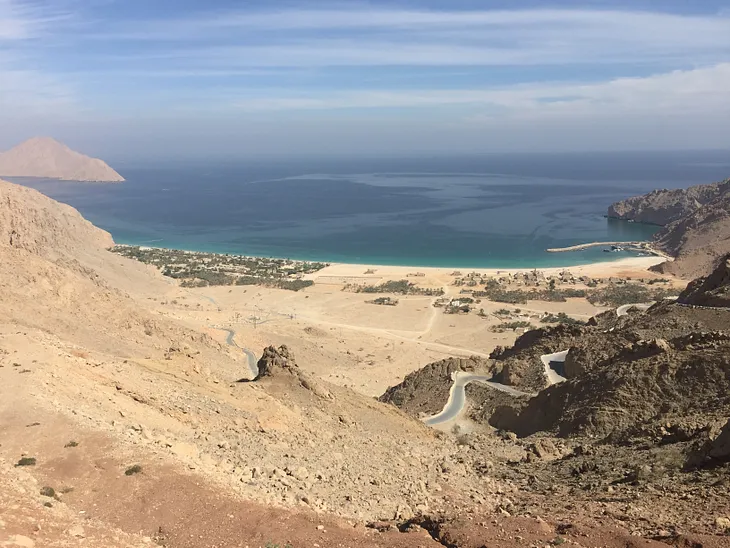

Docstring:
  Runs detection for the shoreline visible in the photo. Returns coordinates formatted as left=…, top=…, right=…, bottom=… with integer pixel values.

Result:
left=310, top=255, right=666, bottom=280
left=112, top=243, right=669, bottom=281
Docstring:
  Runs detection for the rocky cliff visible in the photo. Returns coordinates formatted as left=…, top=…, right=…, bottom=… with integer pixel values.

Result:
left=607, top=178, right=730, bottom=278
left=0, top=137, right=124, bottom=182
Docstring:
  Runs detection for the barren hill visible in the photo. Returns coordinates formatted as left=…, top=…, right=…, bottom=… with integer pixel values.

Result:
left=607, top=178, right=730, bottom=278
left=0, top=137, right=124, bottom=182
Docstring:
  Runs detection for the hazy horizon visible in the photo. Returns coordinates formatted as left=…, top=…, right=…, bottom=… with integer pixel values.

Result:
left=2, top=0, right=730, bottom=160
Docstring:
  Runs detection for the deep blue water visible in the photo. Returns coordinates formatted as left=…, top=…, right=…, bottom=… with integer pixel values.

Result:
left=11, top=151, right=730, bottom=268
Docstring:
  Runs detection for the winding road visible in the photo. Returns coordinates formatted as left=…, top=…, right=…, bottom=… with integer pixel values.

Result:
left=424, top=350, right=568, bottom=427
left=540, top=350, right=568, bottom=384
left=423, top=372, right=535, bottom=426
left=220, top=328, right=259, bottom=379
left=616, top=297, right=679, bottom=317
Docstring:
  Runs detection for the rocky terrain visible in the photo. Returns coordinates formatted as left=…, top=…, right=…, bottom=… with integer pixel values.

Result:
left=679, top=256, right=730, bottom=308
left=379, top=356, right=495, bottom=417
left=382, top=258, right=730, bottom=542
left=608, top=178, right=730, bottom=278
left=2, top=176, right=729, bottom=547
left=0, top=137, right=124, bottom=182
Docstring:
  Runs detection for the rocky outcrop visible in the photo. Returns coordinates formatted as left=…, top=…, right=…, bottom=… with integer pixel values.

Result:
left=678, top=255, right=730, bottom=308
left=254, top=345, right=332, bottom=399
left=607, top=180, right=730, bottom=226
left=0, top=137, right=124, bottom=182
left=255, top=345, right=297, bottom=380
left=607, top=179, right=730, bottom=278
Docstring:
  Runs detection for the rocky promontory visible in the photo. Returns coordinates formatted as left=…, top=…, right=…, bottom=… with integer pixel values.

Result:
left=607, top=181, right=729, bottom=226
left=607, top=178, right=730, bottom=277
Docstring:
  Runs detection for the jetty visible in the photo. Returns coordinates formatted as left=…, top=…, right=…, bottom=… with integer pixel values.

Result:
left=546, top=241, right=644, bottom=253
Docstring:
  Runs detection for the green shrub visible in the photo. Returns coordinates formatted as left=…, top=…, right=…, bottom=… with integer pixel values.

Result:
left=540, top=313, right=585, bottom=325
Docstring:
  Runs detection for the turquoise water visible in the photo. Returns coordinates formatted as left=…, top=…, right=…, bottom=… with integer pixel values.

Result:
left=12, top=151, right=730, bottom=268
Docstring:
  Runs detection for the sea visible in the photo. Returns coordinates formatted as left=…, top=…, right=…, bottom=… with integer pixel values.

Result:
left=10, top=150, right=730, bottom=269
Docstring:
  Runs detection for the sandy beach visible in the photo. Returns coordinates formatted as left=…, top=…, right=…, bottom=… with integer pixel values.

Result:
left=306, top=255, right=668, bottom=286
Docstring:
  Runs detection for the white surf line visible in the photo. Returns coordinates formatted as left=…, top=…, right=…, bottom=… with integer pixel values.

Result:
left=423, top=372, right=536, bottom=427
left=540, top=350, right=568, bottom=385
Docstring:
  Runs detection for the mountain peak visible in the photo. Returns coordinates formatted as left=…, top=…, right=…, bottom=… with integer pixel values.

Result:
left=0, top=137, right=124, bottom=182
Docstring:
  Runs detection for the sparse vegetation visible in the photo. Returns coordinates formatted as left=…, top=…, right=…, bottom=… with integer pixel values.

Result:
left=40, top=486, right=56, bottom=498
left=65, top=440, right=79, bottom=448
left=112, top=245, right=326, bottom=291
left=490, top=321, right=534, bottom=333
left=15, top=457, right=36, bottom=467
left=540, top=312, right=585, bottom=325
left=367, top=296, right=399, bottom=306
left=344, top=279, right=444, bottom=296
left=587, top=284, right=675, bottom=307
left=124, top=464, right=143, bottom=476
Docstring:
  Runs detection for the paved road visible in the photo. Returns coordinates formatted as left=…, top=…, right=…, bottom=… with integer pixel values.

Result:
left=221, top=328, right=259, bottom=378
left=423, top=372, right=536, bottom=426
left=540, top=350, right=568, bottom=385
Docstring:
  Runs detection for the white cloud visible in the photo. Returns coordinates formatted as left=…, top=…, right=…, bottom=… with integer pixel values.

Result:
left=92, top=7, right=730, bottom=68
left=229, top=63, right=730, bottom=114
left=0, top=1, right=76, bottom=115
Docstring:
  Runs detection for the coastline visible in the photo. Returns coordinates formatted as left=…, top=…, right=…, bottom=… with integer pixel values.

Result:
left=113, top=243, right=668, bottom=281
left=307, top=255, right=667, bottom=282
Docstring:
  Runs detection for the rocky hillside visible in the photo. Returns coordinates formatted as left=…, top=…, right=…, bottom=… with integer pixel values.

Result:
left=678, top=254, right=730, bottom=308
left=379, top=356, right=494, bottom=417
left=477, top=259, right=730, bottom=441
left=607, top=178, right=730, bottom=278
left=0, top=178, right=113, bottom=259
left=0, top=137, right=124, bottom=182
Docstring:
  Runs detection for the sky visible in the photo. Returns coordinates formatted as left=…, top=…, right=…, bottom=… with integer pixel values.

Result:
left=1, top=0, right=730, bottom=160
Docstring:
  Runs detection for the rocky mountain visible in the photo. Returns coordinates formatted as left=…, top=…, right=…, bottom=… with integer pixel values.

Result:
left=607, top=178, right=730, bottom=278
left=0, top=137, right=124, bottom=182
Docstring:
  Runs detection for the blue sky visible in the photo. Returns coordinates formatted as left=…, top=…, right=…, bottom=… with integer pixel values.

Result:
left=1, top=0, right=730, bottom=159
